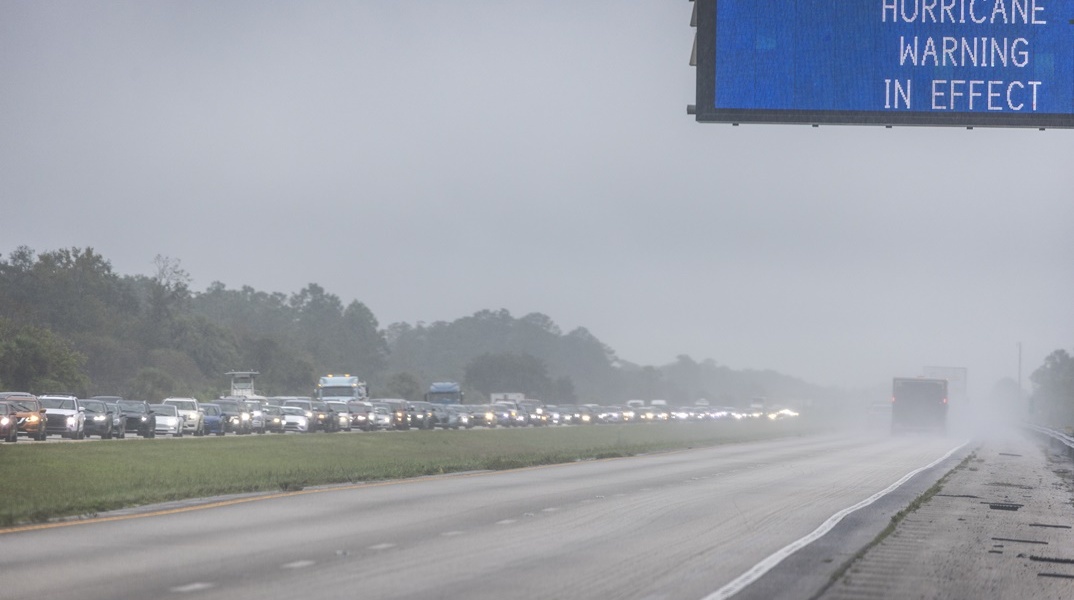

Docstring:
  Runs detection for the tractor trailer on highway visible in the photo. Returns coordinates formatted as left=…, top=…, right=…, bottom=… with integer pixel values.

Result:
left=891, top=377, right=948, bottom=434
left=317, top=374, right=369, bottom=402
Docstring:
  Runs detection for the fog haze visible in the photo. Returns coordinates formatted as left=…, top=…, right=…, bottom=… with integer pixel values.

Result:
left=3, top=1, right=1072, bottom=396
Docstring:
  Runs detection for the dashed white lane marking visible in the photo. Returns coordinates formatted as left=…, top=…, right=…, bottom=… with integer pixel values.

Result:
left=282, top=560, right=315, bottom=569
left=541, top=507, right=559, bottom=512
left=441, top=530, right=464, bottom=537
left=496, top=519, right=516, bottom=525
left=368, top=543, right=396, bottom=551
left=170, top=582, right=215, bottom=593
left=701, top=441, right=968, bottom=600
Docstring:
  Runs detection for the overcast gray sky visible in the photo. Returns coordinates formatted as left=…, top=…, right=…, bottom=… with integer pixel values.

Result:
left=3, top=1, right=1072, bottom=397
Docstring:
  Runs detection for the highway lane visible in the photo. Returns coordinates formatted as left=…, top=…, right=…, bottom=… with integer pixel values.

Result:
left=0, top=432, right=965, bottom=600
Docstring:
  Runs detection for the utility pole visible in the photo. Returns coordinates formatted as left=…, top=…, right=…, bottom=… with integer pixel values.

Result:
left=1017, top=342, right=1024, bottom=410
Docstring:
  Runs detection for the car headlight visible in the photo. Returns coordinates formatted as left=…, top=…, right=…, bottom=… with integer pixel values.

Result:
left=28, top=415, right=39, bottom=423
left=0, top=417, right=9, bottom=426
left=94, top=415, right=107, bottom=421
left=66, top=416, right=76, bottom=425
left=241, top=413, right=250, bottom=421
left=140, top=416, right=148, bottom=421
left=305, top=411, right=313, bottom=418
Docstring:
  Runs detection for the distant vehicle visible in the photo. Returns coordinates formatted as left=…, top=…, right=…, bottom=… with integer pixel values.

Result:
left=104, top=402, right=127, bottom=439
left=371, top=404, right=393, bottom=430
left=242, top=399, right=266, bottom=434
left=636, top=406, right=654, bottom=421
left=115, top=400, right=156, bottom=438
left=425, top=382, right=464, bottom=405
left=348, top=401, right=376, bottom=431
left=200, top=403, right=227, bottom=436
left=262, top=404, right=286, bottom=433
left=317, top=374, right=369, bottom=403
left=446, top=405, right=473, bottom=429
left=151, top=404, right=182, bottom=437
left=408, top=401, right=435, bottom=430
left=81, top=399, right=118, bottom=439
left=892, top=377, right=948, bottom=434
left=429, top=404, right=468, bottom=429
left=326, top=401, right=353, bottom=432
left=281, top=406, right=311, bottom=433
left=543, top=404, right=561, bottom=425
left=0, top=392, right=47, bottom=441
left=574, top=405, right=596, bottom=424
left=492, top=402, right=525, bottom=427
left=373, top=399, right=411, bottom=430
left=163, top=398, right=205, bottom=436
left=281, top=398, right=334, bottom=432
left=38, top=395, right=85, bottom=439
left=0, top=401, right=20, bottom=442
left=217, top=397, right=253, bottom=434
left=519, top=400, right=546, bottom=426
left=470, top=404, right=498, bottom=428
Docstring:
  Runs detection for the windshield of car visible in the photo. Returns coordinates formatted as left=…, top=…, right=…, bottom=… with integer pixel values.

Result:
left=282, top=407, right=305, bottom=416
left=283, top=401, right=310, bottom=410
left=202, top=405, right=221, bottom=416
left=81, top=401, right=106, bottom=413
left=151, top=405, right=177, bottom=416
left=217, top=401, right=240, bottom=412
left=40, top=398, right=76, bottom=410
left=117, top=401, right=146, bottom=412
left=166, top=400, right=196, bottom=410
left=10, top=400, right=36, bottom=411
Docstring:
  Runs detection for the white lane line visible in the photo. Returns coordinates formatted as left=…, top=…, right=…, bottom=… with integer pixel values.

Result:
left=541, top=507, right=559, bottom=512
left=170, top=582, right=215, bottom=593
left=282, top=560, right=315, bottom=569
left=368, top=543, right=396, bottom=551
left=702, top=441, right=969, bottom=600
left=441, top=530, right=464, bottom=537
left=496, top=519, right=517, bottom=525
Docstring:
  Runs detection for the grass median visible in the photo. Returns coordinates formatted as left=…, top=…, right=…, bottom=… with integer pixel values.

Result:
left=0, top=419, right=815, bottom=527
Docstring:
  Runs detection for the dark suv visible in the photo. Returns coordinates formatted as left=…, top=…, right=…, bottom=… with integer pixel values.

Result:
left=216, top=398, right=252, bottom=434
left=81, top=399, right=118, bottom=439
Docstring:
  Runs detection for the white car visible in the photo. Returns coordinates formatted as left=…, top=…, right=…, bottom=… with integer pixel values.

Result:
left=281, top=406, right=311, bottom=433
left=38, top=395, right=86, bottom=439
left=163, top=397, right=204, bottom=435
left=151, top=404, right=183, bottom=437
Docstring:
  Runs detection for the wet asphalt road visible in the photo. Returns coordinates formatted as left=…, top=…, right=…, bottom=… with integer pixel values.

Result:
left=0, top=432, right=965, bottom=600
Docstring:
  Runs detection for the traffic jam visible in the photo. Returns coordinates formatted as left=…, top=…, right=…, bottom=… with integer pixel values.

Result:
left=0, top=373, right=798, bottom=443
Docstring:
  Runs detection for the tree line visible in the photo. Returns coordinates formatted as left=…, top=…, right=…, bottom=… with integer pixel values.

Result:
left=1, top=246, right=862, bottom=409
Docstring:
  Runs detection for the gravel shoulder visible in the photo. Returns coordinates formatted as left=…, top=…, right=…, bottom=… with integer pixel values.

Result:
left=817, top=431, right=1074, bottom=600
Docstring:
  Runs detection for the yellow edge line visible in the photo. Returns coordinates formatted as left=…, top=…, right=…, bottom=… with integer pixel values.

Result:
left=0, top=455, right=634, bottom=536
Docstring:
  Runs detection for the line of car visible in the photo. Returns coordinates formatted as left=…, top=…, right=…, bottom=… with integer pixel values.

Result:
left=0, top=391, right=781, bottom=443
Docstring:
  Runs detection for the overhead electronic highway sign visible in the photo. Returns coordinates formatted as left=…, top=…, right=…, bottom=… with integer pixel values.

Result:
left=690, top=0, right=1074, bottom=127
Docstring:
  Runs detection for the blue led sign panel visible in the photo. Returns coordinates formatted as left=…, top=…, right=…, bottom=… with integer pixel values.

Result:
left=693, top=0, right=1074, bottom=127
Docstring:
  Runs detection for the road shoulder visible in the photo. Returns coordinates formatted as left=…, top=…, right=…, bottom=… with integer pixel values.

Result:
left=816, top=432, right=1074, bottom=600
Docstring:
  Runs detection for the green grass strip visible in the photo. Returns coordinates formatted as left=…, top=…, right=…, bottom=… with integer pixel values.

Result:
left=0, top=419, right=815, bottom=527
